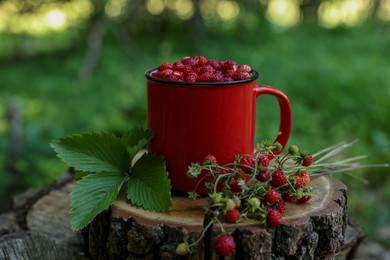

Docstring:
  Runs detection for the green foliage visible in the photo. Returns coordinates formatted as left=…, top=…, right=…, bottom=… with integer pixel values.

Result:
left=128, top=153, right=172, bottom=211
left=70, top=171, right=125, bottom=230
left=51, top=130, right=171, bottom=230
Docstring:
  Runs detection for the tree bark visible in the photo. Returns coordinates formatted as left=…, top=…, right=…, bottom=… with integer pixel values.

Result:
left=85, top=175, right=357, bottom=260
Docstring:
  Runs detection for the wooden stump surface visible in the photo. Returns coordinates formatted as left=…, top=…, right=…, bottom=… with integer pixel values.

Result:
left=84, top=175, right=359, bottom=260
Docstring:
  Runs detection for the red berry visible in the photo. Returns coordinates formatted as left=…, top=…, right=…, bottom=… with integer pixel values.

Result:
left=257, top=169, right=271, bottom=182
left=158, top=62, right=173, bottom=71
left=294, top=176, right=303, bottom=189
left=181, top=65, right=193, bottom=74
left=172, top=61, right=185, bottom=71
left=200, top=65, right=215, bottom=74
left=203, top=154, right=217, bottom=164
left=239, top=155, right=255, bottom=174
left=233, top=70, right=250, bottom=81
left=299, top=195, right=312, bottom=203
left=211, top=72, right=224, bottom=82
left=160, top=69, right=173, bottom=79
left=197, top=72, right=213, bottom=82
left=276, top=199, right=286, bottom=214
left=222, top=60, right=238, bottom=72
left=229, top=179, right=243, bottom=193
left=282, top=193, right=297, bottom=203
left=224, top=77, right=233, bottom=82
left=195, top=56, right=208, bottom=67
left=173, top=71, right=184, bottom=81
left=215, top=235, right=236, bottom=257
left=258, top=155, right=270, bottom=168
left=302, top=154, right=313, bottom=167
left=225, top=209, right=240, bottom=223
left=270, top=170, right=287, bottom=187
left=166, top=74, right=177, bottom=81
left=238, top=64, right=251, bottom=73
left=264, top=189, right=279, bottom=204
left=224, top=69, right=235, bottom=78
left=267, top=209, right=282, bottom=227
left=208, top=59, right=222, bottom=70
left=185, top=72, right=197, bottom=82
left=298, top=170, right=310, bottom=186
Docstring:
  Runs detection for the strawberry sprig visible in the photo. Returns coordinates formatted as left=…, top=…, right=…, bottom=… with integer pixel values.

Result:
left=176, top=140, right=389, bottom=257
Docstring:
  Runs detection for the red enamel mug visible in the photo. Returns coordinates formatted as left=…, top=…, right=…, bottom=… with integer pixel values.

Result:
left=146, top=68, right=292, bottom=194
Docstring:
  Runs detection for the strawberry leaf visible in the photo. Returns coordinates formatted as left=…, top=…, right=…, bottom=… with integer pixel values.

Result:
left=50, top=132, right=130, bottom=173
left=122, top=127, right=154, bottom=160
left=127, top=153, right=171, bottom=211
left=70, top=171, right=125, bottom=230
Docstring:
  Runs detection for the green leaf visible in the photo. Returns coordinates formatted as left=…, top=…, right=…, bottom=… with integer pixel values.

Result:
left=122, top=127, right=154, bottom=160
left=50, top=132, right=130, bottom=173
left=74, top=170, right=90, bottom=181
left=127, top=153, right=171, bottom=211
left=70, top=171, right=125, bottom=230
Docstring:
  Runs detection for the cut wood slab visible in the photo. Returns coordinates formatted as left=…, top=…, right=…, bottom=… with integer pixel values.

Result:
left=85, top=175, right=352, bottom=260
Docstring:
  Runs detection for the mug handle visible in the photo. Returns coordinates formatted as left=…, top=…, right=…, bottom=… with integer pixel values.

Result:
left=254, top=85, right=292, bottom=155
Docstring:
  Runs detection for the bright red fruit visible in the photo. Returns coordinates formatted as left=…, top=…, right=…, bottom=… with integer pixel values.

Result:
left=302, top=154, right=313, bottom=167
left=270, top=170, right=287, bottom=187
left=264, top=189, right=279, bottom=204
left=215, top=235, right=236, bottom=256
left=267, top=209, right=282, bottom=227
left=225, top=209, right=240, bottom=223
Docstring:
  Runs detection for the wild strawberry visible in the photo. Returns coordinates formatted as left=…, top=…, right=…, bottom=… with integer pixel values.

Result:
left=264, top=189, right=279, bottom=204
left=257, top=169, right=271, bottom=182
left=297, top=170, right=310, bottom=186
left=222, top=60, right=238, bottom=72
left=239, top=155, right=255, bottom=174
left=172, top=61, right=185, bottom=71
left=200, top=65, right=215, bottom=74
left=294, top=176, right=303, bottom=189
left=229, top=174, right=250, bottom=192
left=203, top=154, right=217, bottom=165
left=158, top=62, right=173, bottom=71
left=176, top=242, right=190, bottom=255
left=282, top=193, right=297, bottom=203
left=166, top=74, right=177, bottom=81
left=197, top=72, right=213, bottom=82
left=196, top=56, right=208, bottom=67
left=302, top=154, right=313, bottom=167
left=225, top=209, right=240, bottom=223
left=299, top=195, right=312, bottom=203
left=238, top=64, right=251, bottom=73
left=233, top=70, right=250, bottom=81
left=181, top=65, right=193, bottom=74
left=224, top=69, right=235, bottom=78
left=185, top=72, right=197, bottom=82
left=276, top=199, right=286, bottom=214
left=215, top=234, right=236, bottom=257
left=224, top=77, right=233, bottom=82
left=267, top=208, right=282, bottom=227
left=258, top=154, right=270, bottom=168
left=173, top=71, right=184, bottom=81
left=181, top=56, right=194, bottom=66
left=211, top=73, right=224, bottom=82
left=270, top=170, right=287, bottom=187
left=208, top=59, right=222, bottom=70
left=160, top=69, right=173, bottom=79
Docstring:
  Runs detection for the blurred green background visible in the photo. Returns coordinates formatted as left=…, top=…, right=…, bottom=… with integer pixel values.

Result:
left=0, top=0, right=389, bottom=247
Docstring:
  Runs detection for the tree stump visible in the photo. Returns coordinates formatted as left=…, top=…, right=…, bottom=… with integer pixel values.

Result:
left=84, top=175, right=353, bottom=260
